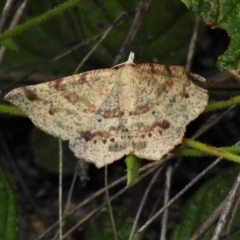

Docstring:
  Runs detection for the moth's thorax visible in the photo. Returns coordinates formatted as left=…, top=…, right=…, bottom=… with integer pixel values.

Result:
left=116, top=65, right=139, bottom=113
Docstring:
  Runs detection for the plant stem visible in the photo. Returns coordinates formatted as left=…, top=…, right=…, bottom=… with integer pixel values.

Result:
left=0, top=104, right=25, bottom=116
left=0, top=0, right=83, bottom=43
left=173, top=145, right=240, bottom=157
left=204, top=96, right=240, bottom=112
left=183, top=138, right=240, bottom=164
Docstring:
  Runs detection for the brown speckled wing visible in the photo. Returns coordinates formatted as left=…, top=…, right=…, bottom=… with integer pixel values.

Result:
left=4, top=54, right=208, bottom=168
left=4, top=69, right=116, bottom=140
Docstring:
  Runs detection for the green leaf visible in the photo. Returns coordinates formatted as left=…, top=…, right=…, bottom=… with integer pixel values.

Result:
left=171, top=165, right=240, bottom=240
left=125, top=154, right=140, bottom=187
left=188, top=0, right=240, bottom=73
left=0, top=39, right=18, bottom=51
left=0, top=0, right=198, bottom=77
left=0, top=165, right=18, bottom=240
left=30, top=128, right=77, bottom=174
left=181, top=0, right=191, bottom=9
left=85, top=208, right=140, bottom=240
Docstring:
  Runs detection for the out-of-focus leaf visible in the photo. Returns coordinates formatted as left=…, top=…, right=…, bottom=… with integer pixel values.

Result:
left=0, top=0, right=199, bottom=80
left=0, top=39, right=18, bottom=51
left=30, top=128, right=77, bottom=174
left=171, top=165, right=240, bottom=240
left=0, top=165, right=18, bottom=240
left=188, top=0, right=240, bottom=78
left=181, top=0, right=191, bottom=8
left=85, top=208, right=140, bottom=240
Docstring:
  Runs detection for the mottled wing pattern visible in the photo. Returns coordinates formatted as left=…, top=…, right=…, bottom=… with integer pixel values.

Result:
left=69, top=85, right=131, bottom=168
left=119, top=63, right=208, bottom=160
left=4, top=56, right=208, bottom=168
left=68, top=63, right=208, bottom=168
left=4, top=69, right=116, bottom=140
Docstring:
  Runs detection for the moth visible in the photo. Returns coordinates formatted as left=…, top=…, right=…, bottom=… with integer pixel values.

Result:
left=4, top=53, right=208, bottom=168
